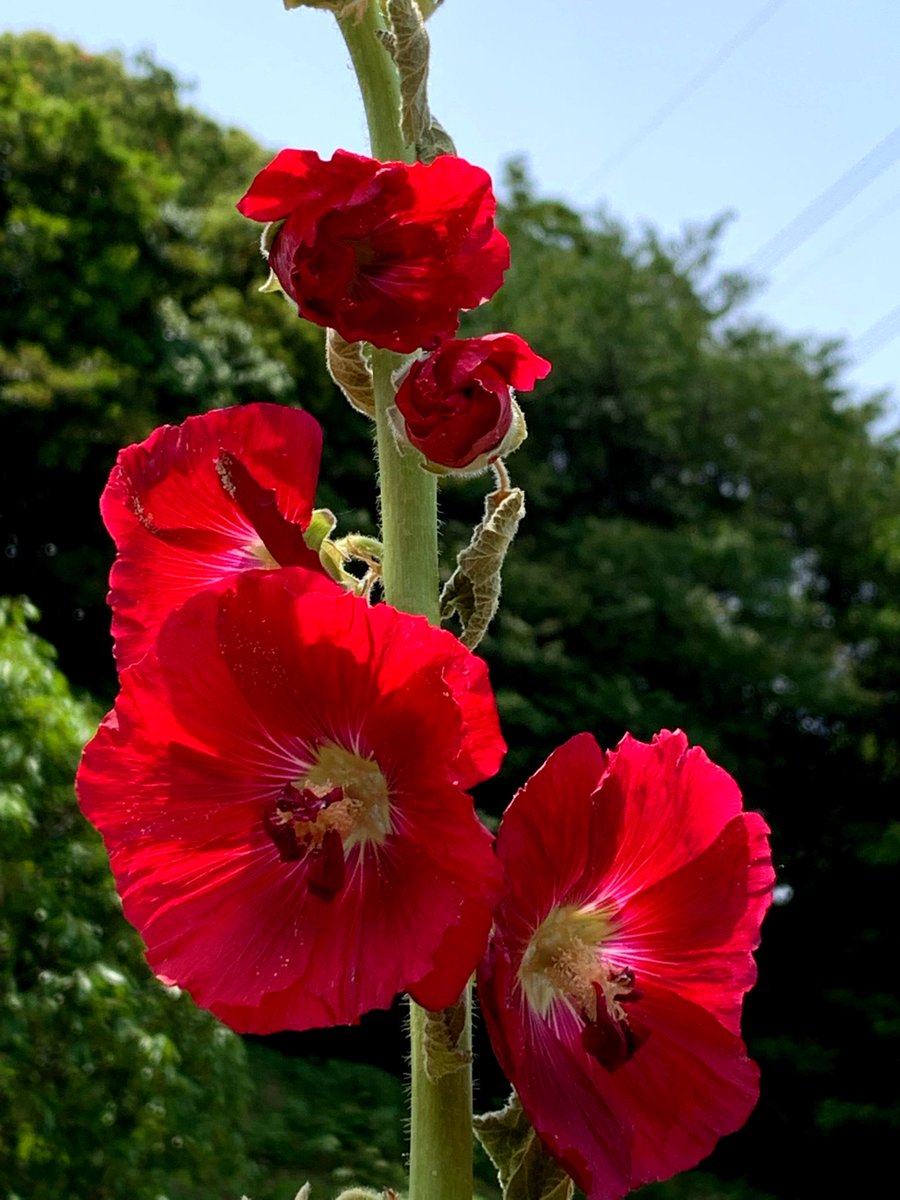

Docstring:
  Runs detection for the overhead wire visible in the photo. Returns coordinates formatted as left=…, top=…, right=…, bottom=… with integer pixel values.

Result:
left=577, top=0, right=789, bottom=194
left=770, top=188, right=900, bottom=299
left=848, top=302, right=900, bottom=365
left=565, top=1, right=900, bottom=377
left=745, top=123, right=900, bottom=274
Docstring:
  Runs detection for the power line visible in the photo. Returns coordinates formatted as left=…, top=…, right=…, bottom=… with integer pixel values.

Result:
left=746, top=123, right=900, bottom=275
left=578, top=0, right=789, bottom=194
left=849, top=301, right=900, bottom=365
left=771, top=189, right=900, bottom=299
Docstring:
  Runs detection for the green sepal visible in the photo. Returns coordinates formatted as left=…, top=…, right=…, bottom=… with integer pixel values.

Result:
left=258, top=267, right=285, bottom=295
left=422, top=993, right=472, bottom=1082
left=332, top=533, right=383, bottom=563
left=318, top=539, right=354, bottom=587
left=473, top=1092, right=574, bottom=1200
left=303, top=507, right=337, bottom=552
left=440, top=485, right=525, bottom=649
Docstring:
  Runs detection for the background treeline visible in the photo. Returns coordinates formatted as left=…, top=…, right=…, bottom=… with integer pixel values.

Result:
left=2, top=32, right=898, bottom=1200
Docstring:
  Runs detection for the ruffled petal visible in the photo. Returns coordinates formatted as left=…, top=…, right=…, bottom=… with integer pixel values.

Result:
left=479, top=729, right=770, bottom=1198
left=597, top=730, right=746, bottom=896
left=102, top=403, right=324, bottom=668
left=494, top=733, right=612, bottom=929
left=613, top=813, right=774, bottom=1032
left=236, top=147, right=371, bottom=223
left=77, top=572, right=504, bottom=1031
left=240, top=149, right=509, bottom=353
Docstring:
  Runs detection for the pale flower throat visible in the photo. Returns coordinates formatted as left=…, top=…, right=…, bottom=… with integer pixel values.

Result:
left=301, top=742, right=393, bottom=851
left=519, top=902, right=646, bottom=1071
left=250, top=540, right=279, bottom=568
left=264, top=742, right=393, bottom=900
left=520, top=905, right=615, bottom=1020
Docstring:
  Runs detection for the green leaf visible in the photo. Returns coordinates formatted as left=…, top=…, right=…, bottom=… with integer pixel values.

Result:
left=474, top=1093, right=574, bottom=1200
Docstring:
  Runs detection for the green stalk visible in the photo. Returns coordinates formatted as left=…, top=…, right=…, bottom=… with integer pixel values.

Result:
left=370, top=351, right=440, bottom=621
left=340, top=3, right=410, bottom=164
left=338, top=8, right=473, bottom=1199
left=408, top=985, right=474, bottom=1200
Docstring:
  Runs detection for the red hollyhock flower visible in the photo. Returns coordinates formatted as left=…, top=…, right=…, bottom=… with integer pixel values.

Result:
left=76, top=569, right=506, bottom=1032
left=478, top=730, right=773, bottom=1200
left=101, top=403, right=326, bottom=670
left=237, top=148, right=510, bottom=353
left=394, top=333, right=551, bottom=470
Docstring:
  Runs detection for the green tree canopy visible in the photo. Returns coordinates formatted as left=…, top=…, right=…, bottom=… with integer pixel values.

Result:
left=0, top=598, right=252, bottom=1198
left=0, top=32, right=376, bottom=693
left=460, top=167, right=900, bottom=1198
left=2, top=33, right=899, bottom=1199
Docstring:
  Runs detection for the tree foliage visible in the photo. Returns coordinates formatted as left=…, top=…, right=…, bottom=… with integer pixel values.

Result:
left=461, top=165, right=900, bottom=1198
left=0, top=32, right=375, bottom=693
left=0, top=598, right=252, bottom=1199
left=2, top=33, right=899, bottom=1200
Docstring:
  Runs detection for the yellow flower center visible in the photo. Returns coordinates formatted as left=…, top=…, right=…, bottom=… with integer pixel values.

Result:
left=298, top=742, right=392, bottom=852
left=263, top=744, right=393, bottom=901
left=519, top=901, right=646, bottom=1069
left=519, top=904, right=616, bottom=1020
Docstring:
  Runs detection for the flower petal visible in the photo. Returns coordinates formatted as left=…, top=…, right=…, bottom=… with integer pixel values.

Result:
left=597, top=730, right=746, bottom=895
left=478, top=729, right=770, bottom=1198
left=77, top=572, right=504, bottom=1030
left=102, top=403, right=324, bottom=668
left=614, top=812, right=774, bottom=1033
left=240, top=149, right=509, bottom=352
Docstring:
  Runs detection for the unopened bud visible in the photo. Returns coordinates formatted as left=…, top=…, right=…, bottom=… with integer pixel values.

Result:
left=303, top=508, right=337, bottom=553
left=393, top=333, right=548, bottom=476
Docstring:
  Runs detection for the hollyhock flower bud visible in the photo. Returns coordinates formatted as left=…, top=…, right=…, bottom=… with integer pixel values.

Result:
left=100, top=404, right=329, bottom=670
left=478, top=730, right=774, bottom=1200
left=77, top=569, right=506, bottom=1032
left=394, top=333, right=551, bottom=471
left=237, top=149, right=510, bottom=353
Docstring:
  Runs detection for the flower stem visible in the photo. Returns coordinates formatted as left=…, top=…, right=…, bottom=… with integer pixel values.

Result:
left=370, top=352, right=440, bottom=622
left=338, top=8, right=473, bottom=1200
left=408, top=985, right=474, bottom=1200
left=340, top=4, right=411, bottom=164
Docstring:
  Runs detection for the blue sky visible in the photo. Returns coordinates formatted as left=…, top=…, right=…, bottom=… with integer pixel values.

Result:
left=6, top=0, right=900, bottom=430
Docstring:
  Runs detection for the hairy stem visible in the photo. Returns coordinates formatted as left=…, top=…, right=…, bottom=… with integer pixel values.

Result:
left=340, top=3, right=410, bottom=163
left=370, top=352, right=440, bottom=621
left=408, top=985, right=474, bottom=1200
left=338, top=8, right=473, bottom=1200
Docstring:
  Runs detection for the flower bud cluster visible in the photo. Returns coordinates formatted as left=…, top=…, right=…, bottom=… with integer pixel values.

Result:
left=237, top=147, right=550, bottom=474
